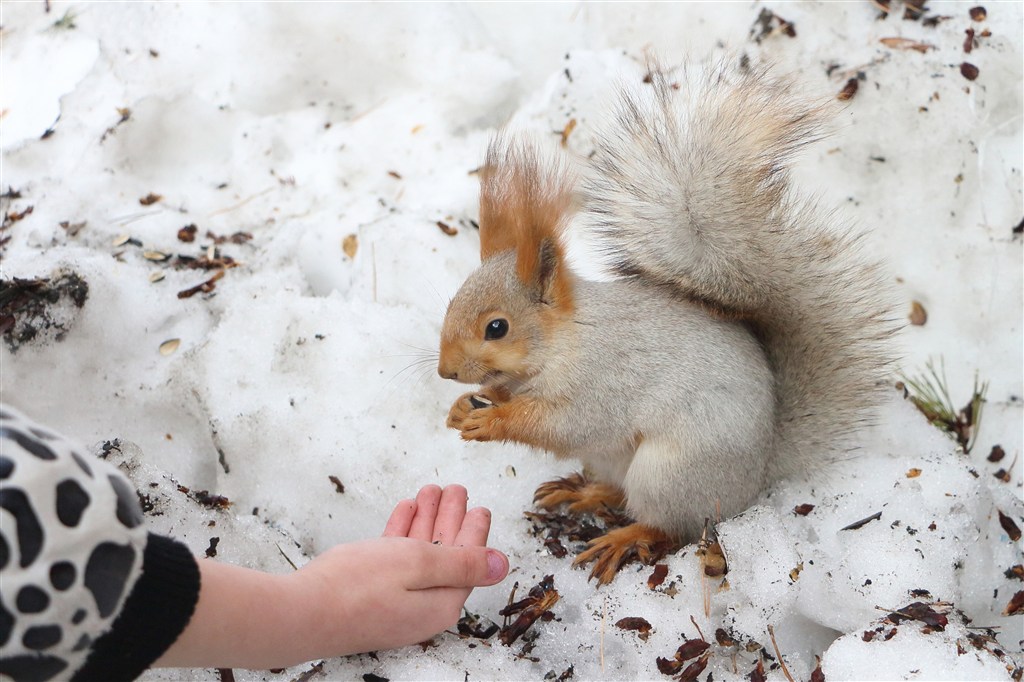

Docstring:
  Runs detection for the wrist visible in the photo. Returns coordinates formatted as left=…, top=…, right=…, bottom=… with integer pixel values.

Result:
left=156, top=561, right=308, bottom=670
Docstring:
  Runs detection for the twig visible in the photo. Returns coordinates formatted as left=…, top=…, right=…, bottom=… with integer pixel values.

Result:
left=350, top=97, right=388, bottom=123
left=502, top=582, right=518, bottom=629
left=841, top=511, right=882, bottom=531
left=701, top=566, right=710, bottom=617
left=689, top=615, right=705, bottom=642
left=276, top=543, right=298, bottom=571
left=207, top=186, right=274, bottom=217
left=372, top=241, right=378, bottom=303
left=766, top=624, right=795, bottom=682
left=600, top=596, right=606, bottom=673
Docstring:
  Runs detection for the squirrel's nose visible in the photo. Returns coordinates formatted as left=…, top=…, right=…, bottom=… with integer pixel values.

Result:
left=438, top=365, right=458, bottom=381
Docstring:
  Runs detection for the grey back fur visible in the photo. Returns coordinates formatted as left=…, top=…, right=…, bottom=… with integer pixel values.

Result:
left=582, top=63, right=899, bottom=481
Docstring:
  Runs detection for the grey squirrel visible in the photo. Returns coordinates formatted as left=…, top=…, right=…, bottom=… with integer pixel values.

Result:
left=438, top=63, right=897, bottom=584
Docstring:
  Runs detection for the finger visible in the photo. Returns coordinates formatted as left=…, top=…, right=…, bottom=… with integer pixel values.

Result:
left=431, top=484, right=468, bottom=545
left=407, top=484, right=443, bottom=542
left=453, top=506, right=492, bottom=548
left=408, top=544, right=509, bottom=590
left=382, top=499, right=417, bottom=538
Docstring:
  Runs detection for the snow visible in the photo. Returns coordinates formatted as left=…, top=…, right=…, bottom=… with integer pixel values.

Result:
left=1, top=1, right=1022, bottom=680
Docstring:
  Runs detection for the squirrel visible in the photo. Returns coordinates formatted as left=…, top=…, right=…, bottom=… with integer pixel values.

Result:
left=438, top=62, right=897, bottom=585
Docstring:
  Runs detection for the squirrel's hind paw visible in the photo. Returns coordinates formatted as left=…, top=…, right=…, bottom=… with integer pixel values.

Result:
left=533, top=473, right=626, bottom=517
left=573, top=523, right=676, bottom=585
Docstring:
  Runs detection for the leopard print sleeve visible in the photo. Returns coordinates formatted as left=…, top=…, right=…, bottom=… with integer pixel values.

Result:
left=0, top=404, right=200, bottom=682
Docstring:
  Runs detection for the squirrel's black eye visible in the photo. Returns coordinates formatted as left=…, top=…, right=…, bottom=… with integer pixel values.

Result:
left=485, top=318, right=509, bottom=340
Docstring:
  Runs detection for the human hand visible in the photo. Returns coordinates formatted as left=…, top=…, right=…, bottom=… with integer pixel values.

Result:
left=288, top=484, right=509, bottom=659
left=156, top=484, right=509, bottom=670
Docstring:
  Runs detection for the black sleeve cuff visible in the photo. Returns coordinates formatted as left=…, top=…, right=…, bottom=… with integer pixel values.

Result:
left=72, top=533, right=200, bottom=682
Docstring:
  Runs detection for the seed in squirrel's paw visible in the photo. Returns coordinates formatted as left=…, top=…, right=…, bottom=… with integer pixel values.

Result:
left=469, top=395, right=494, bottom=409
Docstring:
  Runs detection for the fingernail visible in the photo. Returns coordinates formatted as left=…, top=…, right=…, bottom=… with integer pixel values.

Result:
left=486, top=550, right=507, bottom=581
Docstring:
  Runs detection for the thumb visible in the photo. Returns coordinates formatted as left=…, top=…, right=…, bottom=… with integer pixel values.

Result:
left=409, top=545, right=509, bottom=590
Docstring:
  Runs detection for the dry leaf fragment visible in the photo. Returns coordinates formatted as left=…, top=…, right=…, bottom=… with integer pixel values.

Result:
left=676, top=639, right=709, bottom=661
left=960, top=62, right=980, bottom=80
left=841, top=511, right=882, bottom=531
left=1004, top=565, right=1024, bottom=581
left=647, top=563, right=669, bottom=589
left=614, top=616, right=652, bottom=641
left=497, top=574, right=559, bottom=646
left=58, top=220, right=87, bottom=237
left=969, top=6, right=987, bottom=21
left=811, top=656, right=825, bottom=682
left=3, top=206, right=34, bottom=227
left=456, top=611, right=499, bottom=639
left=749, top=658, right=767, bottom=682
left=177, top=485, right=231, bottom=509
left=387, top=170, right=402, bottom=180
left=206, top=230, right=253, bottom=245
left=159, top=338, right=180, bottom=356
left=342, top=234, right=358, bottom=260
left=678, top=653, right=710, bottom=682
left=714, top=628, right=738, bottom=647
left=178, top=224, right=198, bottom=242
left=909, top=300, right=928, bottom=325
left=560, top=118, right=577, bottom=147
left=887, top=601, right=949, bottom=630
left=699, top=540, right=727, bottom=577
left=998, top=510, right=1021, bottom=541
left=906, top=468, right=923, bottom=478
left=139, top=193, right=162, bottom=206
left=902, top=0, right=926, bottom=19
left=794, top=503, right=815, bottom=516
left=293, top=662, right=326, bottom=682
left=880, top=37, right=935, bottom=53
left=749, top=8, right=796, bottom=43
left=177, top=269, right=225, bottom=299
left=988, top=445, right=1005, bottom=462
left=436, top=220, right=458, bottom=236
left=837, top=78, right=859, bottom=101
left=1001, top=591, right=1024, bottom=616
left=656, top=639, right=709, bottom=676
left=964, top=28, right=976, bottom=53
left=789, top=561, right=804, bottom=582
left=328, top=475, right=345, bottom=494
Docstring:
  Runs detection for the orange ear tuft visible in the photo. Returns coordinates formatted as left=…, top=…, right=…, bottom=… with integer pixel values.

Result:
left=478, top=136, right=575, bottom=263
left=478, top=136, right=576, bottom=310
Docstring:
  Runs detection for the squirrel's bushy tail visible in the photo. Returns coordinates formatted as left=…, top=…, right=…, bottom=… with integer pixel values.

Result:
left=585, top=63, right=898, bottom=480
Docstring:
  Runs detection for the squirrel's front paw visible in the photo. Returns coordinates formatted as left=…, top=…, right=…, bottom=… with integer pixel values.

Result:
left=446, top=393, right=499, bottom=440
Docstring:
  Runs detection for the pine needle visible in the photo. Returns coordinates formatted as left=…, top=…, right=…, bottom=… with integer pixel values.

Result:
left=901, top=358, right=988, bottom=453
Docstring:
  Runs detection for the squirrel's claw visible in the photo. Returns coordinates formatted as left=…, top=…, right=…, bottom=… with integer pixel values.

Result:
left=447, top=392, right=486, bottom=430
left=533, top=472, right=589, bottom=507
left=534, top=473, right=626, bottom=517
left=447, top=392, right=502, bottom=441
left=573, top=523, right=676, bottom=585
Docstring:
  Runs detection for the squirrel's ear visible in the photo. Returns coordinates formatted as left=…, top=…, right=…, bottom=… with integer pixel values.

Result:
left=523, top=237, right=574, bottom=310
